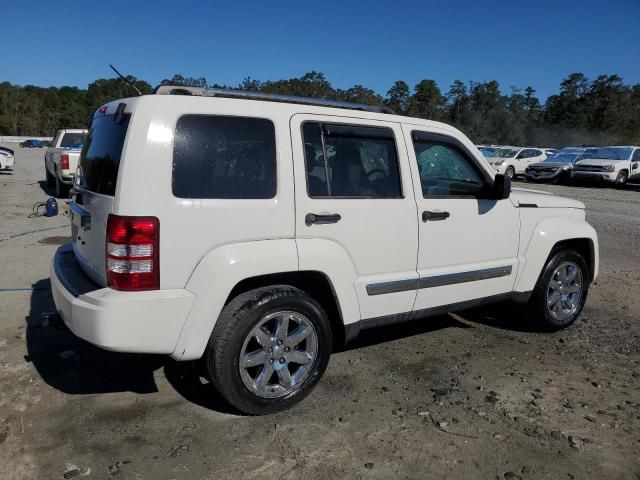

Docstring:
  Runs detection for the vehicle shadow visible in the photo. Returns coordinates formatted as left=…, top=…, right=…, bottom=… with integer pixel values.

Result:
left=340, top=313, right=472, bottom=352
left=453, top=302, right=550, bottom=333
left=37, top=180, right=57, bottom=197
left=27, top=278, right=238, bottom=413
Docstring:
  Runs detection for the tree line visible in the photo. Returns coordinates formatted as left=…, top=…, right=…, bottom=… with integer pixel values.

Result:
left=1, top=71, right=638, bottom=147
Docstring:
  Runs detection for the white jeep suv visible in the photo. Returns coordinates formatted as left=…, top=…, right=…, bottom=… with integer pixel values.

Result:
left=51, top=87, right=599, bottom=414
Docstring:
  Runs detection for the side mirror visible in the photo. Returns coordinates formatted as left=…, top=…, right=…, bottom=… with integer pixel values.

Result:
left=492, top=174, right=511, bottom=200
left=633, top=163, right=638, bottom=170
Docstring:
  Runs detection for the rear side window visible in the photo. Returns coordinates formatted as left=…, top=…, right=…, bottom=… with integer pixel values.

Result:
left=77, top=115, right=130, bottom=196
left=60, top=132, right=85, bottom=149
left=172, top=115, right=276, bottom=199
left=302, top=122, right=402, bottom=198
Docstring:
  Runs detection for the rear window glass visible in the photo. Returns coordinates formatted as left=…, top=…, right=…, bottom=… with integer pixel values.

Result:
left=60, top=132, right=85, bottom=149
left=172, top=115, right=276, bottom=199
left=77, top=115, right=130, bottom=196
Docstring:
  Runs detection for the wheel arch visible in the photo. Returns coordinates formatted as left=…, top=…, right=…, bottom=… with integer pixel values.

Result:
left=172, top=239, right=360, bottom=361
left=514, top=216, right=599, bottom=292
left=225, top=270, right=346, bottom=349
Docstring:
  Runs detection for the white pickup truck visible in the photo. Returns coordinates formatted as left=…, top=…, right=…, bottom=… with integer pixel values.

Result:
left=572, top=146, right=640, bottom=187
left=44, top=129, right=86, bottom=197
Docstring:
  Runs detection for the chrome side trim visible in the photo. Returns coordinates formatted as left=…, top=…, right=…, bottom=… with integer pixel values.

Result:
left=366, top=265, right=513, bottom=296
left=418, top=265, right=512, bottom=289
left=366, top=278, right=418, bottom=296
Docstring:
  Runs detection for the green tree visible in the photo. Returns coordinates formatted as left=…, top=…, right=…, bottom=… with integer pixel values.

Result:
left=385, top=81, right=410, bottom=114
left=409, top=80, right=445, bottom=120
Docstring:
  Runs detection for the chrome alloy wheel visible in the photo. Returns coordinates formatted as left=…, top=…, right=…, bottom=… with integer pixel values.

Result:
left=239, top=310, right=318, bottom=398
left=546, top=261, right=583, bottom=322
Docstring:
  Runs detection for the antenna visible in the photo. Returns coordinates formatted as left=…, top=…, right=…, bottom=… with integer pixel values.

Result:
left=109, top=64, right=142, bottom=96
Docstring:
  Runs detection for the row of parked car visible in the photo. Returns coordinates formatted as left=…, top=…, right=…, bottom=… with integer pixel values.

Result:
left=477, top=144, right=640, bottom=187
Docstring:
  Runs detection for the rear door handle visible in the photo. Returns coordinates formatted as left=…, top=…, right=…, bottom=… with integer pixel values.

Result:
left=305, top=213, right=341, bottom=225
left=422, top=210, right=450, bottom=222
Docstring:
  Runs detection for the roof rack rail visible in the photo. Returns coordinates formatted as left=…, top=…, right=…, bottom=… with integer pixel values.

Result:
left=154, top=85, right=396, bottom=114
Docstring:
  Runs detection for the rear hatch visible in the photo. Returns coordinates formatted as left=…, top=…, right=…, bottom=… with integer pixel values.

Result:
left=70, top=110, right=130, bottom=286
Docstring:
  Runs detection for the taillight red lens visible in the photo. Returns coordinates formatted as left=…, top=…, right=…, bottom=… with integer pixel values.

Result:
left=60, top=153, right=69, bottom=170
left=106, top=215, right=159, bottom=291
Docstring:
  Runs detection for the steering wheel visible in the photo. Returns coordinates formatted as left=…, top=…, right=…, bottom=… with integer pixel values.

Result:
left=367, top=169, right=386, bottom=182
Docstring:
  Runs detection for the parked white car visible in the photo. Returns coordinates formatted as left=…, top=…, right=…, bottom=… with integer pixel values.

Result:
left=44, top=129, right=86, bottom=197
left=50, top=87, right=599, bottom=414
left=572, top=146, right=640, bottom=187
left=488, top=147, right=547, bottom=178
left=0, top=146, right=15, bottom=170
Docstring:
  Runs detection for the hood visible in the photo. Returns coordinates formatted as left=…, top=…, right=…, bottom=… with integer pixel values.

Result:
left=510, top=188, right=585, bottom=209
left=489, top=157, right=514, bottom=164
left=528, top=161, right=571, bottom=169
left=576, top=158, right=626, bottom=166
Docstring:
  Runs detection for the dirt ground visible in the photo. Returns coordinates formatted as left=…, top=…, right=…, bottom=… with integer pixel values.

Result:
left=1, top=145, right=639, bottom=480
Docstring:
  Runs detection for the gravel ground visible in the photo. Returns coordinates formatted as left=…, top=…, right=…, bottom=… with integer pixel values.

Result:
left=1, top=145, right=639, bottom=480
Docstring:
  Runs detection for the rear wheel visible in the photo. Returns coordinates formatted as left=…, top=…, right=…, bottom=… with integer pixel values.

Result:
left=206, top=285, right=332, bottom=415
left=527, top=248, right=589, bottom=330
left=45, top=166, right=54, bottom=186
left=54, top=169, right=68, bottom=198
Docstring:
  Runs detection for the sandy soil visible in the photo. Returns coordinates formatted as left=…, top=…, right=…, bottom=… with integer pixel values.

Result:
left=0, top=145, right=638, bottom=480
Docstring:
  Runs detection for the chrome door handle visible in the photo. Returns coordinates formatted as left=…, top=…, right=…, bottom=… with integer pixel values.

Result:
left=305, top=213, right=341, bottom=225
left=422, top=211, right=450, bottom=222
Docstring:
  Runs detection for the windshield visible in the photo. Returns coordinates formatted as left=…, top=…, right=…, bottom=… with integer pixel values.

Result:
left=490, top=148, right=519, bottom=158
left=590, top=147, right=633, bottom=160
left=60, top=132, right=85, bottom=149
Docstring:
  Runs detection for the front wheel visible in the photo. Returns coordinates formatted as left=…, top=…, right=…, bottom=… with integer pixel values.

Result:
left=206, top=285, right=332, bottom=415
left=505, top=166, right=515, bottom=179
left=614, top=170, right=628, bottom=188
left=527, top=248, right=589, bottom=330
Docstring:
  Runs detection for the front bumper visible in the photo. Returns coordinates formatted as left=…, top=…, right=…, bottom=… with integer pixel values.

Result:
left=571, top=171, right=616, bottom=182
left=525, top=169, right=563, bottom=182
left=0, top=156, right=14, bottom=170
left=51, top=243, right=196, bottom=354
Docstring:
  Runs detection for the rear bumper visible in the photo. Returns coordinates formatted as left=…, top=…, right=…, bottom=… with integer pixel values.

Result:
left=51, top=243, right=196, bottom=354
left=571, top=171, right=616, bottom=182
left=58, top=170, right=74, bottom=185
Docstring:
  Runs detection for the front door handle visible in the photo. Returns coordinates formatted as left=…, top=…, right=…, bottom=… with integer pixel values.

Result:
left=422, top=210, right=450, bottom=222
left=305, top=213, right=342, bottom=225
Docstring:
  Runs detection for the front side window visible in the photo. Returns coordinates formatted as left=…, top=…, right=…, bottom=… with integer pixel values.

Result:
left=302, top=122, right=402, bottom=198
left=412, top=132, right=487, bottom=197
left=632, top=149, right=640, bottom=162
left=173, top=115, right=277, bottom=199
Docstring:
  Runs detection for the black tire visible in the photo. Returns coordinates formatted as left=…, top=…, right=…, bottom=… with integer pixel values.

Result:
left=206, top=285, right=332, bottom=415
left=54, top=171, right=67, bottom=198
left=614, top=170, right=628, bottom=188
left=45, top=166, right=54, bottom=186
left=505, top=166, right=515, bottom=179
left=527, top=248, right=589, bottom=331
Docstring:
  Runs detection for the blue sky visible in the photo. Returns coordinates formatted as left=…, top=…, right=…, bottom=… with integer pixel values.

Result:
left=2, top=0, right=639, bottom=100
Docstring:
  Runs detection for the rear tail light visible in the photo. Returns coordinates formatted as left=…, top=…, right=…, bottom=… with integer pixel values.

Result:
left=106, top=215, right=159, bottom=291
left=60, top=153, right=69, bottom=170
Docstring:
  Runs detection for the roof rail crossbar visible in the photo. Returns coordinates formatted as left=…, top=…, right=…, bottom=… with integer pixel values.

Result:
left=154, top=85, right=396, bottom=114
